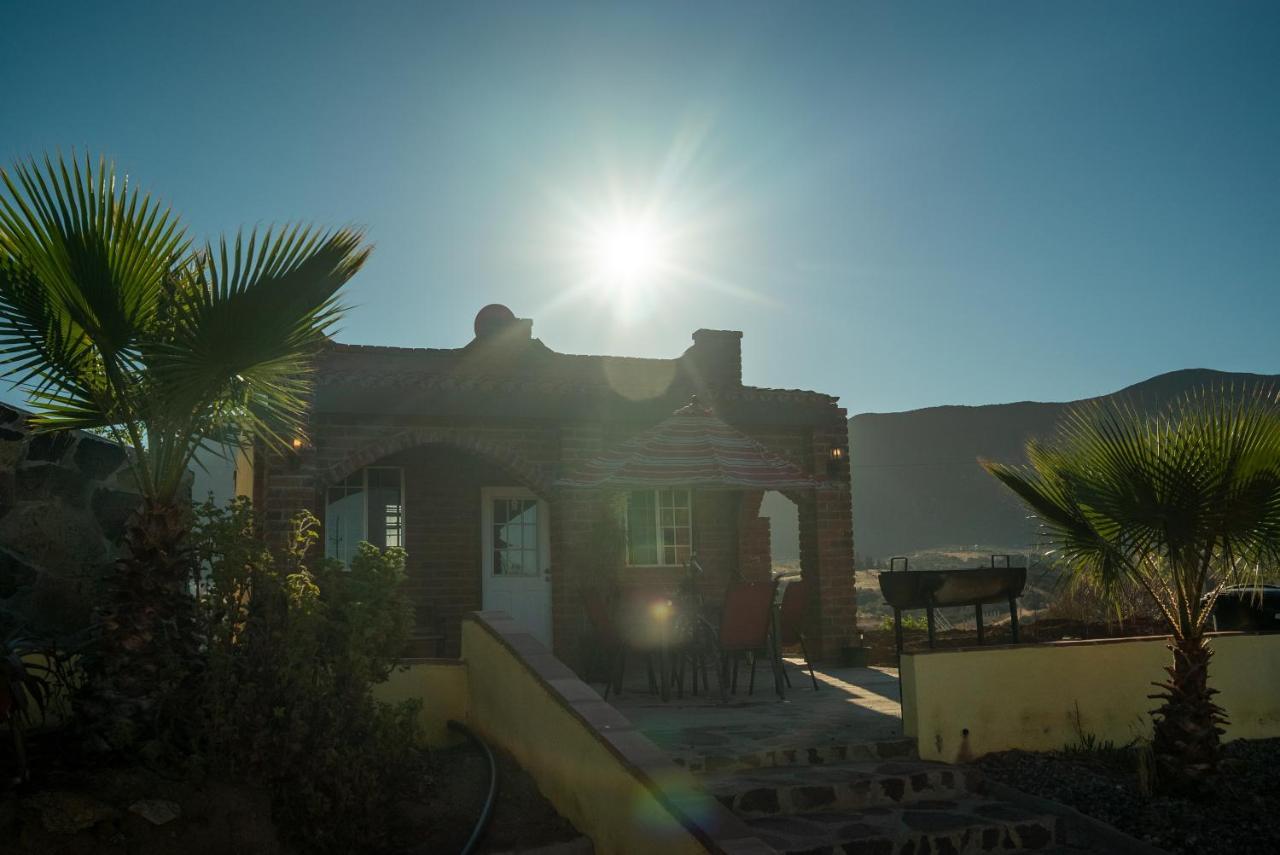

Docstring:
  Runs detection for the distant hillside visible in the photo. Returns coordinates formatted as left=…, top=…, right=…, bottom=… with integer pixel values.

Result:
left=763, top=368, right=1279, bottom=562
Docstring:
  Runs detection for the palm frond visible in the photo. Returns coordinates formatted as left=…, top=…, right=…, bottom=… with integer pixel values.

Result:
left=983, top=384, right=1280, bottom=637
left=143, top=225, right=369, bottom=493
left=0, top=153, right=189, bottom=435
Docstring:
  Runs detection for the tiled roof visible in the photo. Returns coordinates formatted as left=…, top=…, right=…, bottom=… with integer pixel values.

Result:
left=315, top=339, right=838, bottom=406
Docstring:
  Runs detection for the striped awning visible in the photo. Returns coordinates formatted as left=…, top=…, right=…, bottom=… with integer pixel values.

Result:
left=556, top=399, right=819, bottom=490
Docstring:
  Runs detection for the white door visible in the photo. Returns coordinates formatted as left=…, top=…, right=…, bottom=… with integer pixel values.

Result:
left=481, top=487, right=553, bottom=647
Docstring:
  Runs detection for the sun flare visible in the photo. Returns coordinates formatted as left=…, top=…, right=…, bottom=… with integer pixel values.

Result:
left=585, top=218, right=669, bottom=287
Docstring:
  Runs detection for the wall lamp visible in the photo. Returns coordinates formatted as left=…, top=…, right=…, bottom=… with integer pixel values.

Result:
left=827, top=446, right=846, bottom=477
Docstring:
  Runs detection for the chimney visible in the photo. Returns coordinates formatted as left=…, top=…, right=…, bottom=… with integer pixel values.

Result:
left=685, top=329, right=743, bottom=388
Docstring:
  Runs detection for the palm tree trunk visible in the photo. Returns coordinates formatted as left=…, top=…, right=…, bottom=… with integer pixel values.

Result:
left=85, top=498, right=200, bottom=749
left=1149, top=632, right=1227, bottom=792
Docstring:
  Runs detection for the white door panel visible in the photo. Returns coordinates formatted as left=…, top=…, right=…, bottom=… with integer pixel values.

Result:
left=481, top=487, right=552, bottom=647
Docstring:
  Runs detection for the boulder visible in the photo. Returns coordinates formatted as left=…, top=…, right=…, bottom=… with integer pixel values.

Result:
left=24, top=432, right=74, bottom=464
left=16, top=463, right=90, bottom=506
left=74, top=437, right=128, bottom=481
left=92, top=488, right=143, bottom=544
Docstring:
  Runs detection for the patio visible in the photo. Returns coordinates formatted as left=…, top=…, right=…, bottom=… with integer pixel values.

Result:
left=605, top=657, right=909, bottom=772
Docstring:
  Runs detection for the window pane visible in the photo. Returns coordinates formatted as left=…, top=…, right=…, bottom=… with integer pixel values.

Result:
left=626, top=491, right=658, bottom=565
left=367, top=473, right=402, bottom=550
left=325, top=485, right=364, bottom=565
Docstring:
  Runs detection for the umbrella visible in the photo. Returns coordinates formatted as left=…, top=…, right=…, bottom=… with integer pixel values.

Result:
left=556, top=399, right=819, bottom=490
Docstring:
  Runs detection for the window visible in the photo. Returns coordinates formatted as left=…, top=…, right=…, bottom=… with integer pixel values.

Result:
left=324, top=466, right=404, bottom=564
left=626, top=489, right=692, bottom=566
left=491, top=496, right=540, bottom=576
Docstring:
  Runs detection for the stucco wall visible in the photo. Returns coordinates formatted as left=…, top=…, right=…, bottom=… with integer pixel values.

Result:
left=372, top=658, right=470, bottom=747
left=901, top=632, right=1280, bottom=763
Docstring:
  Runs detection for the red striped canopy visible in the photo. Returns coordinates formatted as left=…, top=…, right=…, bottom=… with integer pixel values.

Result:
left=557, top=400, right=819, bottom=490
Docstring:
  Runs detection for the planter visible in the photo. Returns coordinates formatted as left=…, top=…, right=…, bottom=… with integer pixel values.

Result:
left=840, top=645, right=868, bottom=668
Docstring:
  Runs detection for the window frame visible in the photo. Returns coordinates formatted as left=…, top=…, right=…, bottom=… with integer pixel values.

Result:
left=323, top=465, right=406, bottom=564
left=625, top=488, right=693, bottom=567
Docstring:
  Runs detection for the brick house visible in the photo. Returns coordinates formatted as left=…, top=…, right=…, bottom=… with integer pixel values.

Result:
left=242, top=305, right=855, bottom=664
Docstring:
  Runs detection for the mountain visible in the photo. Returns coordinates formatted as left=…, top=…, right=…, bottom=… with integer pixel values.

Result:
left=762, top=368, right=1279, bottom=562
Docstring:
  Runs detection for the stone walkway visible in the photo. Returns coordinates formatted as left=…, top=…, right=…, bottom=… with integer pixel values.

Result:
left=603, top=659, right=1070, bottom=853
left=611, top=659, right=907, bottom=772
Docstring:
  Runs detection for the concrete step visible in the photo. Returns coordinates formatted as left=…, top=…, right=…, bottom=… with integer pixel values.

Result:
left=673, top=737, right=918, bottom=776
left=740, top=797, right=1063, bottom=854
left=709, top=760, right=978, bottom=819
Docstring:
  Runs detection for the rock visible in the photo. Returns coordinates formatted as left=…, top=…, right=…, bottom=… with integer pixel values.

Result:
left=74, top=438, right=128, bottom=481
left=25, top=790, right=117, bottom=834
left=128, top=798, right=181, bottom=826
left=0, top=503, right=106, bottom=632
left=0, top=503, right=108, bottom=577
left=0, top=403, right=25, bottom=427
left=0, top=435, right=22, bottom=469
left=16, top=463, right=89, bottom=505
left=92, top=487, right=143, bottom=543
left=24, top=432, right=74, bottom=464
left=0, top=544, right=40, bottom=598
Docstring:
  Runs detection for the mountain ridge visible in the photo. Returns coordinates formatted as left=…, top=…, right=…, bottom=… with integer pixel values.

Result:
left=763, top=368, right=1279, bottom=562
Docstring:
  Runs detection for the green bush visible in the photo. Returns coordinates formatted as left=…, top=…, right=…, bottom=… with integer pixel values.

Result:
left=190, top=498, right=423, bottom=853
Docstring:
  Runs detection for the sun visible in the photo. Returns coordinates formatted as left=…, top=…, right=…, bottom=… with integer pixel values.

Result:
left=585, top=218, right=669, bottom=287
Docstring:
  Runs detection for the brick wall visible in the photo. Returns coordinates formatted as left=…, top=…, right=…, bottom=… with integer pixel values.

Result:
left=254, top=384, right=855, bottom=664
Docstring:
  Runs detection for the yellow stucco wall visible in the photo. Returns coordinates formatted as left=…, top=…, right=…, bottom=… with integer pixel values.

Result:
left=901, top=632, right=1280, bottom=763
left=372, top=659, right=470, bottom=747
left=461, top=620, right=710, bottom=855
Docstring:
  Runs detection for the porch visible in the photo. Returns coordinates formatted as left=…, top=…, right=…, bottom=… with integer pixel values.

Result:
left=606, top=658, right=907, bottom=772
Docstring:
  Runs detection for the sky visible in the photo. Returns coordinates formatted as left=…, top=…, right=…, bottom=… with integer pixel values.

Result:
left=3, top=1, right=1279, bottom=415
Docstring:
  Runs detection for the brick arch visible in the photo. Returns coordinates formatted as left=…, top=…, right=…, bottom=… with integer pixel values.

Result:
left=320, top=428, right=555, bottom=497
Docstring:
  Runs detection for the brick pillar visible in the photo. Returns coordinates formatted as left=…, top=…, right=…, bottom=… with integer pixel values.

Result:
left=736, top=490, right=772, bottom=582
left=258, top=446, right=322, bottom=550
left=796, top=410, right=855, bottom=661
left=796, top=487, right=856, bottom=661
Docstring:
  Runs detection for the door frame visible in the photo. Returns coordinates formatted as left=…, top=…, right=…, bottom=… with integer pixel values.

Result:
left=479, top=486, right=552, bottom=645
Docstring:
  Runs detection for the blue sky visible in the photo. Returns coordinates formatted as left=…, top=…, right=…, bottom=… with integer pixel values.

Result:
left=3, top=1, right=1278, bottom=415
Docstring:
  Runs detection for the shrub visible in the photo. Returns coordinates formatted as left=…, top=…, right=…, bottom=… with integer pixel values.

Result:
left=190, top=498, right=423, bottom=853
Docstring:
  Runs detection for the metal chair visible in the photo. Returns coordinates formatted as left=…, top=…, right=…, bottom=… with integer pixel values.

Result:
left=777, top=578, right=820, bottom=691
left=717, top=579, right=782, bottom=697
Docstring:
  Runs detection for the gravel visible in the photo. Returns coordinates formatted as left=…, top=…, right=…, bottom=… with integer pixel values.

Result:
left=977, top=738, right=1280, bottom=855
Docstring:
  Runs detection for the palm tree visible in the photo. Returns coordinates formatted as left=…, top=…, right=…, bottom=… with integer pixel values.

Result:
left=0, top=153, right=370, bottom=740
left=982, top=387, right=1280, bottom=791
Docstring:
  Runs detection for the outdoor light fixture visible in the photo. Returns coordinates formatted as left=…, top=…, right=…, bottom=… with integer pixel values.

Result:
left=291, top=437, right=306, bottom=451
left=827, top=446, right=846, bottom=477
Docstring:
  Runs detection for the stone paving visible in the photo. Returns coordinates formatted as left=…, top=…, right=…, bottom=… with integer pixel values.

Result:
left=609, top=659, right=907, bottom=772
left=603, top=659, right=1069, bottom=853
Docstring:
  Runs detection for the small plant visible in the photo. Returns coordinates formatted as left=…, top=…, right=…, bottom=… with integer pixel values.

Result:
left=1, top=632, right=74, bottom=782
left=879, top=613, right=930, bottom=632
left=1063, top=701, right=1136, bottom=759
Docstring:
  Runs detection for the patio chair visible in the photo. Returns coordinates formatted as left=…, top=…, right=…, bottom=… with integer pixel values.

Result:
left=583, top=588, right=621, bottom=698
left=597, top=589, right=674, bottom=700
left=777, top=578, right=820, bottom=691
left=717, top=579, right=782, bottom=697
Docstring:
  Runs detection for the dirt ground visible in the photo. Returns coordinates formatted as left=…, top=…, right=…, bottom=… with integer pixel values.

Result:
left=3, top=733, right=582, bottom=855
left=394, top=741, right=582, bottom=854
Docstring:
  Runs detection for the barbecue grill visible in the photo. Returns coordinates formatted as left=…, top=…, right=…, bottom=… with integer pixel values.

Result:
left=878, top=554, right=1027, bottom=654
